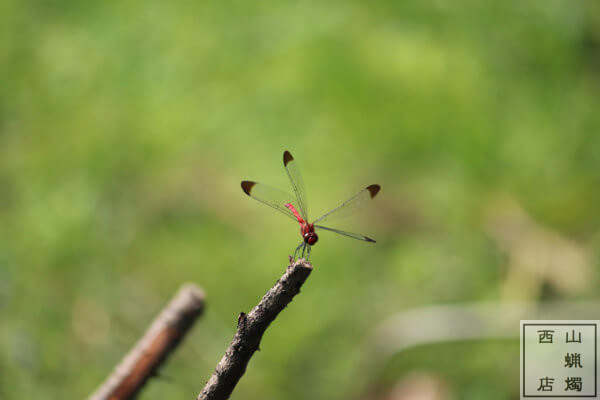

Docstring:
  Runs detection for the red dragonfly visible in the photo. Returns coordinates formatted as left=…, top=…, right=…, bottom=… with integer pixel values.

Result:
left=241, top=150, right=381, bottom=260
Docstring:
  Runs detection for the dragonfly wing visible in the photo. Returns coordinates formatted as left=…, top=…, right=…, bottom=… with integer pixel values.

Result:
left=313, top=184, right=380, bottom=224
left=283, top=151, right=309, bottom=221
left=241, top=181, right=298, bottom=221
left=314, top=224, right=376, bottom=243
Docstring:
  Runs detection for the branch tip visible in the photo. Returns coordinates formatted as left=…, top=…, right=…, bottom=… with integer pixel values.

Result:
left=197, top=258, right=313, bottom=400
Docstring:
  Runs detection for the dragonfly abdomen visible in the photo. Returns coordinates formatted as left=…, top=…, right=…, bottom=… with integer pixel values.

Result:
left=284, top=203, right=304, bottom=224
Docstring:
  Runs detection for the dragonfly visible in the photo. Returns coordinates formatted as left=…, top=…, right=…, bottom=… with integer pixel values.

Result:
left=241, top=150, right=381, bottom=260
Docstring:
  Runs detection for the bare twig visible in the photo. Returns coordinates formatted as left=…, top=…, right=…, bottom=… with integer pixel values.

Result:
left=197, top=259, right=313, bottom=400
left=90, top=284, right=205, bottom=400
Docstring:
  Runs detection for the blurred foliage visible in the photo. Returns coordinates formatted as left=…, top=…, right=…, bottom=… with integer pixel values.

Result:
left=1, top=0, right=600, bottom=399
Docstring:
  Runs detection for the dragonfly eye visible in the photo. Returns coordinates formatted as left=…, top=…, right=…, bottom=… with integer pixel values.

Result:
left=305, top=232, right=318, bottom=245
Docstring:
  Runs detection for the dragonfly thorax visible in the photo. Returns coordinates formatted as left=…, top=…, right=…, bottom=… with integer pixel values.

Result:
left=301, top=223, right=318, bottom=245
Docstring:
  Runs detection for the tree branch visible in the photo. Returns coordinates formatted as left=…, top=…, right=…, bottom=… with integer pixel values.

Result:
left=89, top=283, right=205, bottom=400
left=197, top=259, right=313, bottom=400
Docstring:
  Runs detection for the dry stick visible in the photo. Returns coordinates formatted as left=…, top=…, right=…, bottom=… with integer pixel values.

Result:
left=89, top=284, right=205, bottom=400
left=198, top=259, right=313, bottom=400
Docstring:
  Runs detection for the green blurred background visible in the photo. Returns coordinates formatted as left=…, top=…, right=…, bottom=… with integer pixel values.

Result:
left=2, top=1, right=600, bottom=399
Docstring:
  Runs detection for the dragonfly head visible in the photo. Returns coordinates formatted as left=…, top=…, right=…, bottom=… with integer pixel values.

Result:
left=304, top=231, right=318, bottom=245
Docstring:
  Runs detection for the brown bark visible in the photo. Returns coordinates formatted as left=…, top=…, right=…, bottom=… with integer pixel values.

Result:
left=89, top=284, right=205, bottom=400
left=197, top=259, right=313, bottom=400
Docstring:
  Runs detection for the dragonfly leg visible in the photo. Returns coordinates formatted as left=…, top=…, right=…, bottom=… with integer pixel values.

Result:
left=293, top=242, right=304, bottom=261
left=301, top=242, right=306, bottom=259
left=306, top=244, right=312, bottom=260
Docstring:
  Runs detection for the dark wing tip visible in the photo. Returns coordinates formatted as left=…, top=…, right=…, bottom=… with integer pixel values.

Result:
left=241, top=181, right=256, bottom=195
left=283, top=151, right=294, bottom=166
left=367, top=184, right=381, bottom=198
left=365, top=236, right=376, bottom=243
